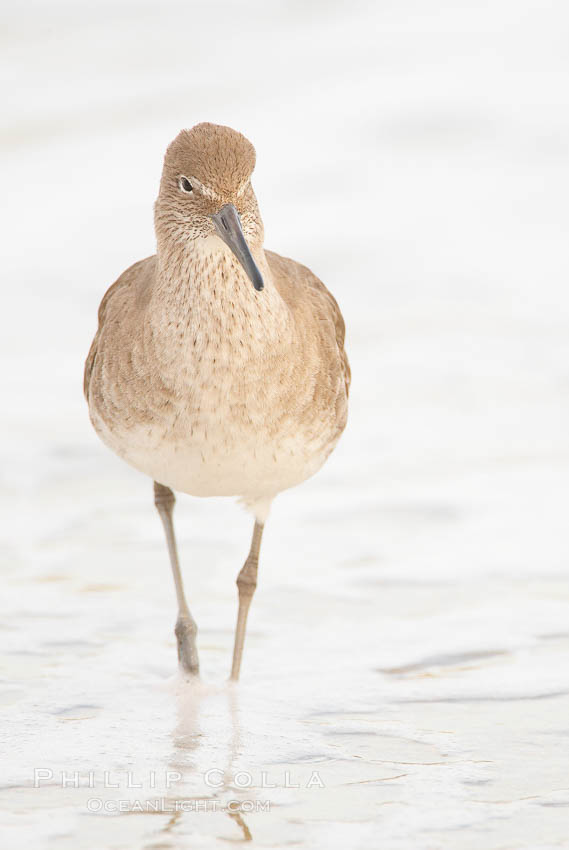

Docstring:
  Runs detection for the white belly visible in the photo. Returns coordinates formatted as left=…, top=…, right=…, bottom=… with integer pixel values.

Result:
left=90, top=402, right=336, bottom=511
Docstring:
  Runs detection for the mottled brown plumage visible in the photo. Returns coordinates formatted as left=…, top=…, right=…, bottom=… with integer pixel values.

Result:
left=84, top=123, right=349, bottom=678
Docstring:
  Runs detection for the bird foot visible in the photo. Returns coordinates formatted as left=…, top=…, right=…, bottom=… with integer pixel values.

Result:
left=175, top=615, right=199, bottom=676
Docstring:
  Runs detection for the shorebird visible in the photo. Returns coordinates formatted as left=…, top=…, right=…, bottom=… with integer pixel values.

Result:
left=84, top=123, right=350, bottom=680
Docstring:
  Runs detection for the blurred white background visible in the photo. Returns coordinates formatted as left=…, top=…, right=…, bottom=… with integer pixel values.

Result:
left=1, top=1, right=569, bottom=848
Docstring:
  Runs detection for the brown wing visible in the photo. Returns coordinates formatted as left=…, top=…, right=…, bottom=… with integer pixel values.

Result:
left=83, top=256, right=156, bottom=400
left=265, top=249, right=350, bottom=398
left=304, top=269, right=350, bottom=398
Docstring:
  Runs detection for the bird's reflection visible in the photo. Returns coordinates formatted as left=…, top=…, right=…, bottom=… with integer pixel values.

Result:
left=163, top=677, right=255, bottom=841
left=171, top=677, right=207, bottom=755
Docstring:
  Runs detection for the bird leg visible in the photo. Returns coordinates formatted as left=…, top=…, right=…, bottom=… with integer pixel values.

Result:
left=153, top=482, right=199, bottom=676
left=230, top=520, right=264, bottom=681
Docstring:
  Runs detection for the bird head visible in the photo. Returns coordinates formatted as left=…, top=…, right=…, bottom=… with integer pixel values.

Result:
left=155, top=123, right=265, bottom=291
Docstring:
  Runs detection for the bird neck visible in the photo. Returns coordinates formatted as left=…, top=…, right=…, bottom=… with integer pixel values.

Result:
left=150, top=237, right=291, bottom=347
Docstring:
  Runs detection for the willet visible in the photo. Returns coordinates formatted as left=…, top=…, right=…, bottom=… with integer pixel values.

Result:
left=84, top=123, right=350, bottom=679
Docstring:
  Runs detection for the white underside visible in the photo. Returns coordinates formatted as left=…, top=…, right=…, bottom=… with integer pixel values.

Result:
left=92, top=409, right=334, bottom=522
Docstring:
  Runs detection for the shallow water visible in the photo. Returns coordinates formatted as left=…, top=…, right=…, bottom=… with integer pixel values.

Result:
left=2, top=0, right=569, bottom=847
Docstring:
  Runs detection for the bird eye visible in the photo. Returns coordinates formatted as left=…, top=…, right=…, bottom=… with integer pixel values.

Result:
left=178, top=177, right=193, bottom=193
